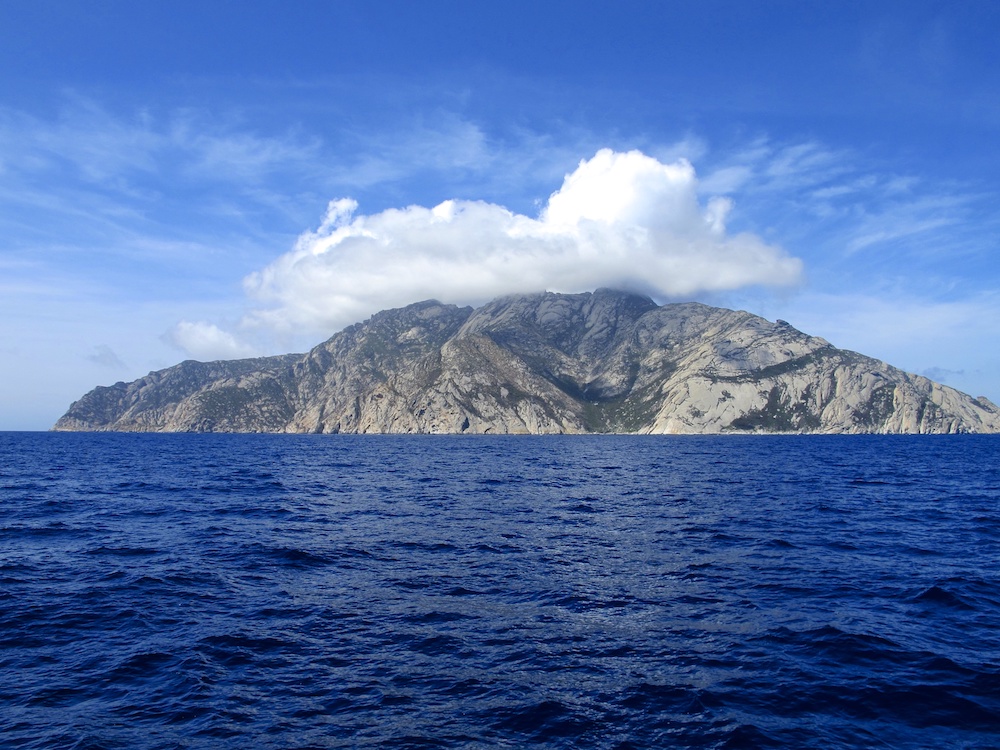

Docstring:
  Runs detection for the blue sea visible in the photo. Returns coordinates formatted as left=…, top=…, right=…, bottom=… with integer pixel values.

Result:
left=1, top=433, right=999, bottom=749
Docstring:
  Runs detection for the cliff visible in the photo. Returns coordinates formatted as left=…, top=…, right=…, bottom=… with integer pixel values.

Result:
left=54, top=290, right=1000, bottom=434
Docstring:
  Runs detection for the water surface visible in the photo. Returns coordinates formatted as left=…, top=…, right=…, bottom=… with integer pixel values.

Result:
left=1, top=433, right=998, bottom=748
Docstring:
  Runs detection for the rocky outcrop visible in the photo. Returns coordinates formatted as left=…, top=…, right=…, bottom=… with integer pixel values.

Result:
left=52, top=355, right=304, bottom=433
left=54, top=290, right=1000, bottom=434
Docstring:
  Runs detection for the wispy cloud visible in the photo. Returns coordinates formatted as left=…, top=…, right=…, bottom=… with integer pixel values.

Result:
left=702, top=138, right=861, bottom=205
left=921, top=366, right=965, bottom=384
left=0, top=97, right=325, bottom=189
left=327, top=114, right=493, bottom=189
left=85, top=344, right=127, bottom=370
left=698, top=136, right=996, bottom=280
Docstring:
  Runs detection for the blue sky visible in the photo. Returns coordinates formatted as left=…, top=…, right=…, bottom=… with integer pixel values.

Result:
left=2, top=1, right=998, bottom=430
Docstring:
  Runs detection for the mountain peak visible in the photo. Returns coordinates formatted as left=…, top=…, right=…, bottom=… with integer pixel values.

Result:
left=54, top=291, right=1000, bottom=434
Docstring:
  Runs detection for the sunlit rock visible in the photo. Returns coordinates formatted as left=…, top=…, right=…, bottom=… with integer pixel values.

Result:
left=54, top=290, right=1000, bottom=434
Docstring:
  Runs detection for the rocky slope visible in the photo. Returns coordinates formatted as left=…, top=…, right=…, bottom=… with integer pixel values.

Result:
left=54, top=289, right=1000, bottom=434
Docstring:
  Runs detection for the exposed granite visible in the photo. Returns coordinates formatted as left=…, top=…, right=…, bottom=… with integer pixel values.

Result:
left=54, top=290, right=1000, bottom=434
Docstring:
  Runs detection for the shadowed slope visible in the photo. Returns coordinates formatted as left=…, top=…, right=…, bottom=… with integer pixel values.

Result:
left=55, top=290, right=1000, bottom=434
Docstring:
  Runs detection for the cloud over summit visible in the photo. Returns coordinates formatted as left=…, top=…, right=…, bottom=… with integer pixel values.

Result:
left=167, top=321, right=258, bottom=361
left=240, top=148, right=802, bottom=337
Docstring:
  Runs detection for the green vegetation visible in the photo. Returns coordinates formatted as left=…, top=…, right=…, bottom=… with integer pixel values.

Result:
left=914, top=396, right=942, bottom=427
left=527, top=355, right=662, bottom=433
left=579, top=384, right=662, bottom=433
left=727, top=385, right=821, bottom=432
left=851, top=385, right=895, bottom=428
left=193, top=380, right=292, bottom=428
left=708, top=348, right=834, bottom=383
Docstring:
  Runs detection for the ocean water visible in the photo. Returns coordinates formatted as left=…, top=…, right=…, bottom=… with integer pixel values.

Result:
left=1, top=433, right=998, bottom=749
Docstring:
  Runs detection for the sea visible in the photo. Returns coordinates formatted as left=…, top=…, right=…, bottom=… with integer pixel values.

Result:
left=1, top=432, right=998, bottom=749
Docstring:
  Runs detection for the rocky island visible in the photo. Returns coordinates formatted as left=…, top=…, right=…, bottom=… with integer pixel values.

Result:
left=55, top=289, right=1000, bottom=434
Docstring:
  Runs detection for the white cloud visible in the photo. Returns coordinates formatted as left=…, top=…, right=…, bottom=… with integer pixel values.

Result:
left=166, top=321, right=258, bottom=361
left=243, top=148, right=803, bottom=335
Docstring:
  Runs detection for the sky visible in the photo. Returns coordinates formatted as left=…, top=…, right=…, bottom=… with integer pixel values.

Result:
left=1, top=0, right=998, bottom=430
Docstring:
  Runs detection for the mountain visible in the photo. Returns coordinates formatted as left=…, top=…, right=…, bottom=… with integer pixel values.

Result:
left=54, top=289, right=1000, bottom=434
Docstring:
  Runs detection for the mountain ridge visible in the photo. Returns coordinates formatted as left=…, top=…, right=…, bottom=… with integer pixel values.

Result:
left=54, top=289, right=1000, bottom=434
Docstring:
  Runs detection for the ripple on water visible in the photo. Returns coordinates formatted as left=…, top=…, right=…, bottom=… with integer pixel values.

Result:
left=0, top=432, right=998, bottom=749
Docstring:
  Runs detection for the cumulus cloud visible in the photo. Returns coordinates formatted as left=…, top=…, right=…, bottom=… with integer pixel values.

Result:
left=243, top=149, right=803, bottom=335
left=166, top=321, right=258, bottom=361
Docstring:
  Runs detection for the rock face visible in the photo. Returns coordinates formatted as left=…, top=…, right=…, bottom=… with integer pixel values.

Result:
left=54, top=290, right=1000, bottom=434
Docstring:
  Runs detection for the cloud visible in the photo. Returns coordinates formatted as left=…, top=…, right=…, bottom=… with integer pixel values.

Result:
left=0, top=98, right=322, bottom=186
left=166, top=321, right=258, bottom=361
left=842, top=193, right=970, bottom=255
left=85, top=344, right=127, bottom=370
left=243, top=149, right=803, bottom=335
left=694, top=136, right=999, bottom=279
left=700, top=139, right=863, bottom=213
left=329, top=114, right=493, bottom=189
left=921, top=366, right=965, bottom=383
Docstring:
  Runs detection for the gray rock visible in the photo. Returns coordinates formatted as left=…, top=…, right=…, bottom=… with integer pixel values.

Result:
left=54, top=290, right=1000, bottom=434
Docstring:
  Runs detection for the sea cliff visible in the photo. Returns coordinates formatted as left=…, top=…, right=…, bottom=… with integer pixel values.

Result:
left=54, top=290, right=1000, bottom=434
